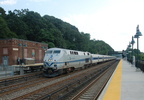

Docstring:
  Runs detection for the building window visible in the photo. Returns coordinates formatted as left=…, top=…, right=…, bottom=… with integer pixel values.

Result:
left=39, top=50, right=42, bottom=60
left=3, top=48, right=8, bottom=54
left=24, top=49, right=27, bottom=58
left=32, top=49, right=35, bottom=58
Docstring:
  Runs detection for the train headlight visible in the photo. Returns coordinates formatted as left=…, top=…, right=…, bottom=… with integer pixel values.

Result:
left=48, top=58, right=53, bottom=62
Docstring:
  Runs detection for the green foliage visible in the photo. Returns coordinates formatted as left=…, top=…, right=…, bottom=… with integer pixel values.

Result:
left=47, top=42, right=55, bottom=48
left=0, top=16, right=17, bottom=38
left=126, top=49, right=144, bottom=61
left=6, top=11, right=29, bottom=39
left=0, top=8, right=114, bottom=54
left=139, top=53, right=144, bottom=61
left=0, top=7, right=6, bottom=18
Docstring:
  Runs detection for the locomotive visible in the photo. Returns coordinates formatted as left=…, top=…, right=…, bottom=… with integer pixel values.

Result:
left=43, top=48, right=116, bottom=77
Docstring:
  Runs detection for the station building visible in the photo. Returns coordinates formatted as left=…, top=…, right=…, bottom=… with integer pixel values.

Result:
left=0, top=38, right=48, bottom=65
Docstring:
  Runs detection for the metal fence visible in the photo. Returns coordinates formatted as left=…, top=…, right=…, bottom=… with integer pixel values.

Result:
left=127, top=59, right=144, bottom=72
left=135, top=61, right=144, bottom=72
left=0, top=65, right=19, bottom=78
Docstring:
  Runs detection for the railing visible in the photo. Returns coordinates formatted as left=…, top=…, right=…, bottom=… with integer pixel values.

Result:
left=127, top=59, right=144, bottom=72
left=0, top=65, right=15, bottom=78
left=135, top=61, right=144, bottom=72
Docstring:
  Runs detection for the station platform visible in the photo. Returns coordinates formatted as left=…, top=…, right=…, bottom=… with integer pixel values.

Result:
left=98, top=59, right=144, bottom=100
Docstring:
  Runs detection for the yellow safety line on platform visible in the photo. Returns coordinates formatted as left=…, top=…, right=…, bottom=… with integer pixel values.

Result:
left=102, top=60, right=122, bottom=100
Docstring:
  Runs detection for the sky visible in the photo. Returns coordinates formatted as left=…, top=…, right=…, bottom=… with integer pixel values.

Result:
left=1, top=0, right=144, bottom=52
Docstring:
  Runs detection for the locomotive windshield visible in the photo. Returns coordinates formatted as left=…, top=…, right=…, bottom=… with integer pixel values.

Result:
left=46, top=50, right=61, bottom=54
left=46, top=50, right=52, bottom=54
left=54, top=50, right=61, bottom=54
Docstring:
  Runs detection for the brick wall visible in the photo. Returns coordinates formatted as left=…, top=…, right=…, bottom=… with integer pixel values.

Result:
left=0, top=38, right=48, bottom=65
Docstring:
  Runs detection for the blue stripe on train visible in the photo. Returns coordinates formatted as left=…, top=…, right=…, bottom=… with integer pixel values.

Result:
left=44, top=57, right=107, bottom=67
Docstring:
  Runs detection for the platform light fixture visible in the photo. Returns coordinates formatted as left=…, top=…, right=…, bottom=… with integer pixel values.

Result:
left=128, top=42, right=131, bottom=48
left=127, top=42, right=132, bottom=61
left=134, top=25, right=142, bottom=67
left=131, top=36, right=135, bottom=58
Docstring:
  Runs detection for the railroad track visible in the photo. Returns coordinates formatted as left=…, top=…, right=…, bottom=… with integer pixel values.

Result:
left=70, top=60, right=119, bottom=100
left=13, top=60, right=117, bottom=100
left=0, top=71, right=42, bottom=87
left=0, top=73, right=69, bottom=99
left=0, top=60, right=118, bottom=100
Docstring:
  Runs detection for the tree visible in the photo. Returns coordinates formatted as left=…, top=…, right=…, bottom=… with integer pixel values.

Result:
left=22, top=11, right=43, bottom=41
left=39, top=29, right=54, bottom=42
left=0, top=7, right=6, bottom=18
left=0, top=16, right=17, bottom=38
left=0, top=7, right=115, bottom=54
left=6, top=11, right=29, bottom=39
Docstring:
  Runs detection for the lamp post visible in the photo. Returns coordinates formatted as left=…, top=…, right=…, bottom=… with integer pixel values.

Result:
left=134, top=25, right=142, bottom=67
left=131, top=36, right=135, bottom=59
left=128, top=42, right=131, bottom=62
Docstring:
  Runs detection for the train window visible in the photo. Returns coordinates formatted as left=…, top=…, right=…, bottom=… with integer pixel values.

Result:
left=70, top=51, right=72, bottom=54
left=73, top=52, right=78, bottom=55
left=70, top=51, right=78, bottom=55
left=46, top=50, right=52, bottom=54
left=70, top=51, right=73, bottom=54
left=74, top=52, right=76, bottom=55
left=54, top=50, right=61, bottom=54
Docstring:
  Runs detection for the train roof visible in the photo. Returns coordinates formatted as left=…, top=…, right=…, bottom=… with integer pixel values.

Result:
left=47, top=48, right=91, bottom=55
left=47, top=48, right=90, bottom=53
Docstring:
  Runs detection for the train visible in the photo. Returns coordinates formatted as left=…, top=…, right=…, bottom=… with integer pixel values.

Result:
left=43, top=48, right=116, bottom=77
